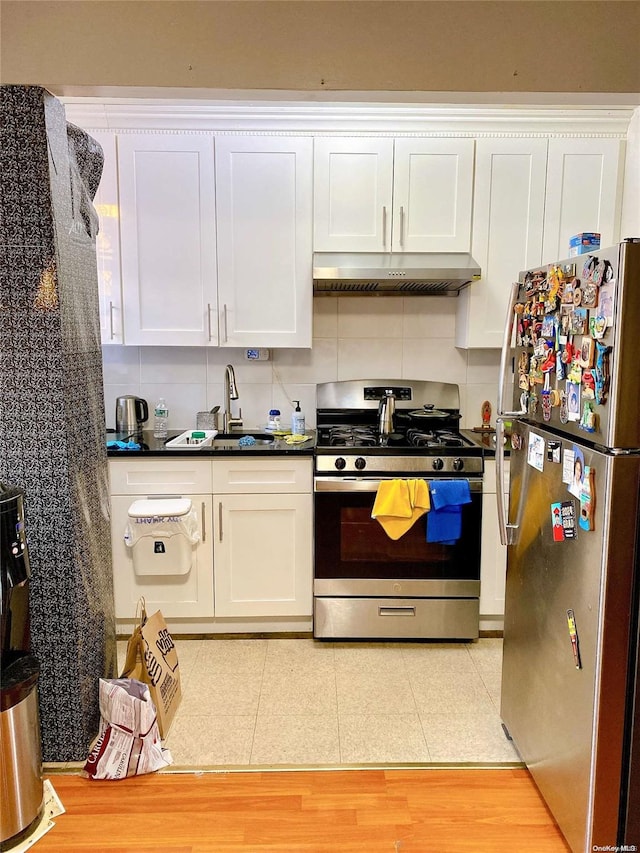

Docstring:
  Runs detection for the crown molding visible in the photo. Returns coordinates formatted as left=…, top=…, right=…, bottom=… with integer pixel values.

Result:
left=61, top=96, right=636, bottom=136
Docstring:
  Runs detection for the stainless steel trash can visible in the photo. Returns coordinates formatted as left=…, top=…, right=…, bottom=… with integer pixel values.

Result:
left=0, top=655, right=43, bottom=849
left=1, top=483, right=44, bottom=850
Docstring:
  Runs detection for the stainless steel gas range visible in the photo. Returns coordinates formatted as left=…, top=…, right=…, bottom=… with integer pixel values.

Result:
left=313, top=379, right=484, bottom=641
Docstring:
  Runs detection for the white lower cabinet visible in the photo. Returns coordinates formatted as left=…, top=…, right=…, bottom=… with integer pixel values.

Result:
left=109, top=457, right=313, bottom=628
left=213, top=493, right=312, bottom=617
left=480, top=459, right=509, bottom=628
left=109, top=459, right=214, bottom=619
left=110, top=493, right=214, bottom=619
left=212, top=458, right=313, bottom=618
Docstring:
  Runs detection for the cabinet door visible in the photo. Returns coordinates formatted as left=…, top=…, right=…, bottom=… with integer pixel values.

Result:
left=215, top=136, right=313, bottom=348
left=214, top=493, right=313, bottom=617
left=542, top=138, right=623, bottom=263
left=313, top=137, right=394, bottom=251
left=110, top=494, right=214, bottom=619
left=393, top=139, right=474, bottom=252
left=91, top=131, right=123, bottom=344
left=457, top=138, right=547, bottom=348
left=118, top=133, right=218, bottom=346
left=479, top=460, right=508, bottom=619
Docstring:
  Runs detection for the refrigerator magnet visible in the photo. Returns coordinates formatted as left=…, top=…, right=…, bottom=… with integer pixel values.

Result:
left=598, top=281, right=615, bottom=326
left=589, top=314, right=607, bottom=340
left=566, top=609, right=582, bottom=669
left=568, top=446, right=585, bottom=498
left=579, top=467, right=596, bottom=531
left=570, top=308, right=588, bottom=335
left=547, top=440, right=561, bottom=463
left=527, top=431, right=545, bottom=472
left=551, top=501, right=577, bottom=541
left=566, top=381, right=581, bottom=421
left=561, top=501, right=577, bottom=539
left=579, top=401, right=597, bottom=433
left=551, top=504, right=564, bottom=541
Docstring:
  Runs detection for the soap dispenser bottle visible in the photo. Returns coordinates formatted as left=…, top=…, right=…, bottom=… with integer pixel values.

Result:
left=291, top=401, right=305, bottom=436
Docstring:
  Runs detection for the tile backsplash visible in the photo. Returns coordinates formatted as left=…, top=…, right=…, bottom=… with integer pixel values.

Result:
left=103, top=296, right=501, bottom=431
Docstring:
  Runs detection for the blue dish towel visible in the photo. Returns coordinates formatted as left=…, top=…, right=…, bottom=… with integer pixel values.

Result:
left=106, top=440, right=141, bottom=450
left=427, top=480, right=472, bottom=545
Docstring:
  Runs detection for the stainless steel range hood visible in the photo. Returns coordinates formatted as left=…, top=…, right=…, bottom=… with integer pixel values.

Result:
left=313, top=252, right=481, bottom=295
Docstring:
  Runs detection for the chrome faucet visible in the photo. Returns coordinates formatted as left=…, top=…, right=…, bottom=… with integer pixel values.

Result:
left=223, top=364, right=243, bottom=432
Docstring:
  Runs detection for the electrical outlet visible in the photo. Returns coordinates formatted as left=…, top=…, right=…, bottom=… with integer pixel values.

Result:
left=245, top=348, right=270, bottom=361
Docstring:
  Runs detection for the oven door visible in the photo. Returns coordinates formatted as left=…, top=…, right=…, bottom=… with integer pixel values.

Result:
left=314, top=476, right=482, bottom=583
left=313, top=476, right=482, bottom=639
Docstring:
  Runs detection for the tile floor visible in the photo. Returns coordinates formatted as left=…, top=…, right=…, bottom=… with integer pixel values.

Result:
left=116, top=637, right=521, bottom=768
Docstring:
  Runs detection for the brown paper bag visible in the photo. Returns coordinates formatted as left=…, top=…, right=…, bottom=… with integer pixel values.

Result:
left=120, top=598, right=181, bottom=738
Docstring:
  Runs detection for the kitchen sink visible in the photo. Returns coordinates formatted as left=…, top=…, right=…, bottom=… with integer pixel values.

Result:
left=211, top=433, right=274, bottom=447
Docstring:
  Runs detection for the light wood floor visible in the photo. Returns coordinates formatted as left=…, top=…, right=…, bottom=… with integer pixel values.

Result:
left=37, top=768, right=571, bottom=852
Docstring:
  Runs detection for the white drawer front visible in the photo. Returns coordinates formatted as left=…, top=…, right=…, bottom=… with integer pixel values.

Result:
left=109, top=459, right=212, bottom=495
left=212, top=458, right=312, bottom=494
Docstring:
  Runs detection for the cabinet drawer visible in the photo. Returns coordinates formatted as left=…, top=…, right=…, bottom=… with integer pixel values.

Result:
left=212, top=458, right=312, bottom=494
left=109, top=459, right=212, bottom=495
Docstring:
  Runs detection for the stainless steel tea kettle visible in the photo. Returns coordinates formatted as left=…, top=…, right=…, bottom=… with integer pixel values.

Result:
left=377, top=389, right=396, bottom=438
left=115, top=395, right=149, bottom=433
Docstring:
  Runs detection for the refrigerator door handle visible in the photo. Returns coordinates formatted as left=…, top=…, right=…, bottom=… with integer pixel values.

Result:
left=497, top=280, right=527, bottom=419
left=496, top=417, right=519, bottom=546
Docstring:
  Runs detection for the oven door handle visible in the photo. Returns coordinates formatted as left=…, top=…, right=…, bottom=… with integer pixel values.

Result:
left=314, top=477, right=483, bottom=493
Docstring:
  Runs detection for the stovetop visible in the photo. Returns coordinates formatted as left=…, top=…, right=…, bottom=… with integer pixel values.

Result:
left=314, top=378, right=484, bottom=476
left=316, top=423, right=470, bottom=450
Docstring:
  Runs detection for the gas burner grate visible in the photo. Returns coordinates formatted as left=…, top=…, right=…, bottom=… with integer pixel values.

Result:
left=328, top=426, right=378, bottom=447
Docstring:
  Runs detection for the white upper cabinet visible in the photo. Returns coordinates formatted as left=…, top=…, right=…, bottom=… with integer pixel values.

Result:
left=392, top=139, right=474, bottom=252
left=118, top=133, right=219, bottom=346
left=313, top=138, right=394, bottom=251
left=313, top=137, right=474, bottom=253
left=456, top=138, right=547, bottom=349
left=215, top=136, right=313, bottom=348
left=542, top=138, right=624, bottom=263
left=91, top=131, right=123, bottom=344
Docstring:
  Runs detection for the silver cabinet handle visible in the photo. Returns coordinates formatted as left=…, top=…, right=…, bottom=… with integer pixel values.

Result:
left=109, top=301, right=115, bottom=340
left=223, top=304, right=229, bottom=344
left=207, top=303, right=213, bottom=342
left=379, top=606, right=416, bottom=617
left=382, top=206, right=387, bottom=248
left=399, top=206, right=405, bottom=248
left=201, top=501, right=206, bottom=542
left=218, top=501, right=223, bottom=542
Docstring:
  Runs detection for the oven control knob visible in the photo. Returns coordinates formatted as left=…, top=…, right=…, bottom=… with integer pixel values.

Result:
left=453, top=458, right=464, bottom=472
left=432, top=457, right=444, bottom=471
left=355, top=457, right=366, bottom=470
left=335, top=457, right=346, bottom=471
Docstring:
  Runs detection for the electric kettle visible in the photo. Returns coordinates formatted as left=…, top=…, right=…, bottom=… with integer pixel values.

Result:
left=115, top=396, right=149, bottom=434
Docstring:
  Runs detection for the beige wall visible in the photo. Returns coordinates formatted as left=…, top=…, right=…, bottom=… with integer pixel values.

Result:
left=2, top=1, right=639, bottom=96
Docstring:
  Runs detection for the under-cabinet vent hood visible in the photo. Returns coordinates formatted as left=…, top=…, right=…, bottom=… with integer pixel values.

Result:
left=313, top=252, right=481, bottom=295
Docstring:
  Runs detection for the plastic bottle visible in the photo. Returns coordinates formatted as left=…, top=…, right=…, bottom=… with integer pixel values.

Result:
left=291, top=400, right=305, bottom=436
left=153, top=397, right=169, bottom=438
left=266, top=409, right=281, bottom=431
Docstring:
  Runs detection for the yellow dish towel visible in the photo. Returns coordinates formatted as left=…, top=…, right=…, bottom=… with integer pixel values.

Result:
left=371, top=479, right=431, bottom=540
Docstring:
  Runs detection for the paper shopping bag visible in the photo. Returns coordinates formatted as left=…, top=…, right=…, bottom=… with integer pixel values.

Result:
left=120, top=599, right=181, bottom=738
left=83, top=678, right=172, bottom=779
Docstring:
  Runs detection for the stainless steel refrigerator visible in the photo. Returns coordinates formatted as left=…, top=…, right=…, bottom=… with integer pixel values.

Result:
left=495, top=239, right=640, bottom=853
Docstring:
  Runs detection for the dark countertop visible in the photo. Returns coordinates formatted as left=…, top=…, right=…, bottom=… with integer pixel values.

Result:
left=106, top=428, right=506, bottom=460
left=461, top=429, right=513, bottom=457
left=106, top=428, right=316, bottom=458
